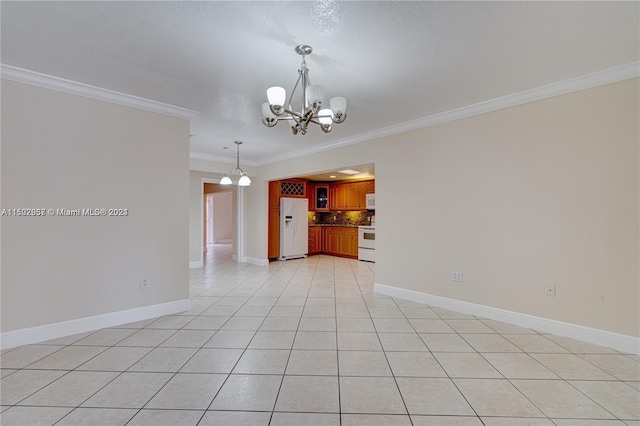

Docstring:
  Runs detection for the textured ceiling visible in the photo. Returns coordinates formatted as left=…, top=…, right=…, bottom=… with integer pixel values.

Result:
left=1, top=1, right=638, bottom=164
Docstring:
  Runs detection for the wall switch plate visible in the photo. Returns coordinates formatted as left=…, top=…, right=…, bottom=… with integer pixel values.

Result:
left=545, top=285, right=556, bottom=297
left=452, top=272, right=463, bottom=282
left=140, top=278, right=149, bottom=289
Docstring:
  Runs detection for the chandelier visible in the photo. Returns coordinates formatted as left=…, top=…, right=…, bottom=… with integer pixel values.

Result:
left=220, top=141, right=251, bottom=186
left=262, top=44, right=347, bottom=135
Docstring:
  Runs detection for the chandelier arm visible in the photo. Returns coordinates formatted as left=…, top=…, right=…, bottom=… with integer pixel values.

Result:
left=288, top=71, right=302, bottom=113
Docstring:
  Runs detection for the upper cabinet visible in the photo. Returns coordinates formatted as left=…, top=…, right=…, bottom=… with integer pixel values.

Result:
left=315, top=185, right=329, bottom=211
left=328, top=180, right=373, bottom=211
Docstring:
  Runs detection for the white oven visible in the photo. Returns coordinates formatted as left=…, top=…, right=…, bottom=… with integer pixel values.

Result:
left=358, top=226, right=375, bottom=262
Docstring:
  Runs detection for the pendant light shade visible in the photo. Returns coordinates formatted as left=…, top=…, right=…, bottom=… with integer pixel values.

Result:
left=220, top=141, right=250, bottom=186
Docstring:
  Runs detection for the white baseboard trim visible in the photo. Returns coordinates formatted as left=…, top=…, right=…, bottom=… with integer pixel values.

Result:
left=0, top=299, right=192, bottom=350
left=374, top=283, right=640, bottom=355
left=189, top=260, right=203, bottom=269
left=244, top=256, right=269, bottom=266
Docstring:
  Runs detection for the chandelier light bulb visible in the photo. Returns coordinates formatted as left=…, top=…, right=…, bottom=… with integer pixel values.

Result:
left=238, top=174, right=252, bottom=186
left=267, top=86, right=286, bottom=108
left=306, top=84, right=325, bottom=110
left=330, top=96, right=347, bottom=118
left=318, top=108, right=333, bottom=125
left=220, top=175, right=232, bottom=185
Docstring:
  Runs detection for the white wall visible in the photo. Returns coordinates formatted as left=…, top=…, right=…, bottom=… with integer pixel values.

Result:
left=1, top=80, right=190, bottom=334
left=212, top=192, right=233, bottom=242
left=248, top=78, right=639, bottom=339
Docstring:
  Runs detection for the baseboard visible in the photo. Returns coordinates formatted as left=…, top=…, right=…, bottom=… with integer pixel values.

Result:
left=244, top=256, right=269, bottom=266
left=0, top=299, right=192, bottom=350
left=189, top=260, right=203, bottom=269
left=374, top=283, right=639, bottom=355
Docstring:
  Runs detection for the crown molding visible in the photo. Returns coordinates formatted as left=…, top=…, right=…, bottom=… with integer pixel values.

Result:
left=254, top=61, right=640, bottom=166
left=190, top=152, right=258, bottom=167
left=1, top=64, right=199, bottom=120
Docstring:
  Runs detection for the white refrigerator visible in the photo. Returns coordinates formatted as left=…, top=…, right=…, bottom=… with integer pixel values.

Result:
left=279, top=197, right=308, bottom=260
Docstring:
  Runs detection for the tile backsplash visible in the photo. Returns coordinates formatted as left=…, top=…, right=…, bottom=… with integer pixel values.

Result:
left=308, top=210, right=374, bottom=226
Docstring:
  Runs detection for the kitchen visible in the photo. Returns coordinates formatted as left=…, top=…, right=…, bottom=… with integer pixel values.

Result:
left=268, top=166, right=375, bottom=263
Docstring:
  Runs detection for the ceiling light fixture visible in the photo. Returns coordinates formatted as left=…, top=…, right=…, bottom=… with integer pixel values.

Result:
left=220, top=141, right=251, bottom=186
left=262, top=44, right=347, bottom=135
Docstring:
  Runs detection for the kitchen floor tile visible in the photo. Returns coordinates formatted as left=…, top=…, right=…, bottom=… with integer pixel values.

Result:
left=460, top=333, right=522, bottom=353
left=179, top=348, right=243, bottom=373
left=200, top=410, right=272, bottom=425
left=419, top=333, right=475, bottom=352
left=145, top=373, right=226, bottom=409
left=293, top=331, right=337, bottom=350
left=386, top=351, right=447, bottom=377
left=0, top=345, right=65, bottom=369
left=342, top=413, right=413, bottom=425
left=72, top=329, right=136, bottom=346
left=579, top=354, right=640, bottom=381
left=81, top=372, right=172, bottom=408
left=232, top=349, right=290, bottom=374
left=482, top=353, right=559, bottom=379
left=272, top=412, right=340, bottom=425
left=411, top=415, right=484, bottom=425
left=339, top=351, right=392, bottom=376
left=77, top=346, right=152, bottom=371
left=337, top=332, right=383, bottom=350
left=298, top=316, right=337, bottom=331
left=453, top=378, right=544, bottom=417
left=275, top=375, right=339, bottom=412
left=19, top=371, right=118, bottom=407
left=511, top=379, right=616, bottom=419
left=209, top=374, right=282, bottom=411
left=0, top=406, right=72, bottom=426
left=127, top=347, right=197, bottom=372
left=55, top=408, right=137, bottom=425
left=378, top=332, right=428, bottom=351
left=126, top=409, right=203, bottom=426
left=286, top=349, right=338, bottom=375
left=204, top=330, right=255, bottom=348
left=248, top=330, right=296, bottom=349
left=397, top=377, right=474, bottom=416
left=531, top=353, right=616, bottom=380
left=433, top=352, right=502, bottom=378
left=339, top=376, right=407, bottom=414
left=569, top=380, right=640, bottom=420
left=25, top=346, right=106, bottom=371
left=0, top=369, right=67, bottom=405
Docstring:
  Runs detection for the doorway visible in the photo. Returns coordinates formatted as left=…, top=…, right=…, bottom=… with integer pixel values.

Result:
left=204, top=184, right=234, bottom=262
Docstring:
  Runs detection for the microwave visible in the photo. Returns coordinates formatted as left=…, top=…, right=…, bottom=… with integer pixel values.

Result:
left=365, top=193, right=375, bottom=210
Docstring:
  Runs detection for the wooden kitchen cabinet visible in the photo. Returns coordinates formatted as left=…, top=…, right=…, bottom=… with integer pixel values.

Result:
left=366, top=180, right=375, bottom=194
left=308, top=226, right=323, bottom=255
left=314, top=185, right=329, bottom=211
left=269, top=180, right=281, bottom=209
left=330, top=184, right=347, bottom=210
left=268, top=208, right=280, bottom=259
left=307, top=182, right=315, bottom=211
left=324, top=226, right=358, bottom=258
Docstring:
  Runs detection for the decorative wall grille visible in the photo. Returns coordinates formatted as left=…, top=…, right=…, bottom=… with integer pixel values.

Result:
left=280, top=181, right=305, bottom=196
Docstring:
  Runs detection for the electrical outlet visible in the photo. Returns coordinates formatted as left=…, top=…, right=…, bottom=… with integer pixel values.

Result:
left=545, top=285, right=556, bottom=297
left=452, top=272, right=463, bottom=282
left=140, top=278, right=149, bottom=289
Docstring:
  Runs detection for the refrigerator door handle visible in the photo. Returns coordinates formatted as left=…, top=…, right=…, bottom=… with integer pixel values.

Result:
left=292, top=202, right=296, bottom=236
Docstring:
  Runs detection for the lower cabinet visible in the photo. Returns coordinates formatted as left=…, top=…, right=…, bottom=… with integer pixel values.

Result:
left=308, top=226, right=357, bottom=258
left=324, top=226, right=358, bottom=258
left=308, top=226, right=323, bottom=255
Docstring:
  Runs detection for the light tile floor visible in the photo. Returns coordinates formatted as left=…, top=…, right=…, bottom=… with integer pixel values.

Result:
left=1, top=246, right=639, bottom=425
